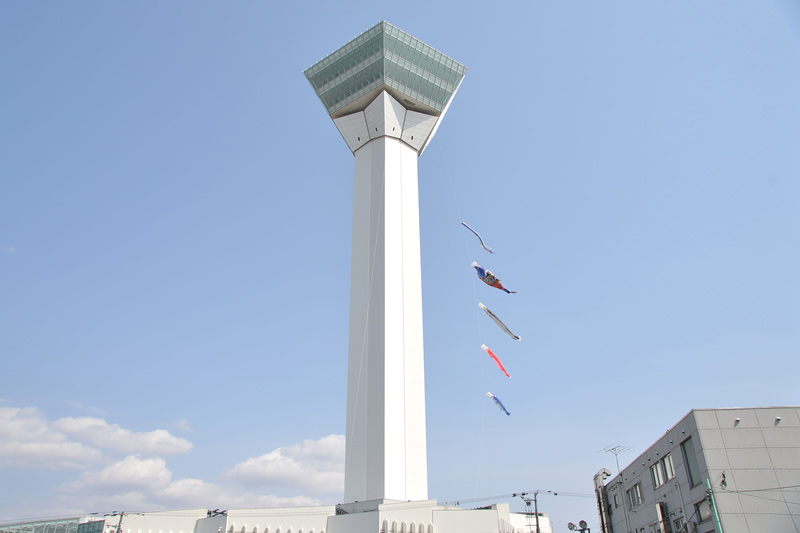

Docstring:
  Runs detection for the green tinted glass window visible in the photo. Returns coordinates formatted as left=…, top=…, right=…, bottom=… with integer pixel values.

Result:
left=304, top=21, right=467, bottom=116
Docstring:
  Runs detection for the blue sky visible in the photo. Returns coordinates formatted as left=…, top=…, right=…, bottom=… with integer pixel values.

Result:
left=1, top=2, right=799, bottom=531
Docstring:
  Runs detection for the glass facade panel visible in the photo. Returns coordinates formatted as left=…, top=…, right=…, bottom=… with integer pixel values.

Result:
left=1, top=519, right=86, bottom=533
left=304, top=21, right=467, bottom=116
left=77, top=521, right=105, bottom=533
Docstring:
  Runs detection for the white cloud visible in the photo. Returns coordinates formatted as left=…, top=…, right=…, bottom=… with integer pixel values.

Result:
left=173, top=418, right=193, bottom=433
left=53, top=416, right=193, bottom=455
left=0, top=407, right=102, bottom=469
left=158, top=478, right=322, bottom=509
left=225, top=434, right=344, bottom=495
left=57, top=456, right=323, bottom=512
left=63, top=455, right=172, bottom=492
left=0, top=406, right=193, bottom=471
left=1, top=409, right=339, bottom=515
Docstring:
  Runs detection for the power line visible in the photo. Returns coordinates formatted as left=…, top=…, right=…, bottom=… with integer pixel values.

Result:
left=723, top=483, right=800, bottom=494
left=444, top=489, right=595, bottom=507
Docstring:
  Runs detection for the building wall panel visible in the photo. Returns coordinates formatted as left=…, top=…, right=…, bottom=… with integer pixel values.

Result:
left=725, top=447, right=773, bottom=469
left=719, top=427, right=768, bottom=448
left=694, top=409, right=720, bottom=429
left=744, top=513, right=799, bottom=533
left=764, top=447, right=799, bottom=468
left=762, top=426, right=800, bottom=447
left=755, top=407, right=799, bottom=428
left=697, top=427, right=724, bottom=449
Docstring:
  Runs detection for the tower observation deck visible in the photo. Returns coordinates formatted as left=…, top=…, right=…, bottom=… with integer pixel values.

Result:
left=305, top=21, right=466, bottom=505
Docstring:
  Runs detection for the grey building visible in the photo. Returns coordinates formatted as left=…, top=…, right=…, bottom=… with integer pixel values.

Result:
left=595, top=407, right=800, bottom=533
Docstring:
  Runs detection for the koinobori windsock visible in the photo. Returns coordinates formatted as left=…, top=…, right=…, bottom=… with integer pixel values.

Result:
left=478, top=302, right=521, bottom=341
left=486, top=392, right=510, bottom=416
left=481, top=344, right=511, bottom=378
left=461, top=222, right=494, bottom=253
left=473, top=262, right=516, bottom=293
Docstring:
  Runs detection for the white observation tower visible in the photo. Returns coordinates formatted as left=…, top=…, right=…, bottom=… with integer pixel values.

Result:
left=304, top=21, right=467, bottom=505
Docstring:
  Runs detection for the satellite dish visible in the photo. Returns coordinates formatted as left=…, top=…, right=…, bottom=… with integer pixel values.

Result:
left=579, top=521, right=588, bottom=529
left=567, top=524, right=576, bottom=531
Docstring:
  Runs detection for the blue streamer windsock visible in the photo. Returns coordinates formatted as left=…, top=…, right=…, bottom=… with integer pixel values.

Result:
left=487, top=392, right=510, bottom=416
left=461, top=222, right=494, bottom=253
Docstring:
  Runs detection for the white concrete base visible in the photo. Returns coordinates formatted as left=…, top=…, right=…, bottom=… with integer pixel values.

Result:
left=326, top=501, right=531, bottom=533
left=90, top=504, right=552, bottom=533
left=188, top=503, right=547, bottom=533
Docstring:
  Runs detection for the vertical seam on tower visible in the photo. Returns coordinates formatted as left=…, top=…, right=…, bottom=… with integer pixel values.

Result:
left=399, top=138, right=407, bottom=500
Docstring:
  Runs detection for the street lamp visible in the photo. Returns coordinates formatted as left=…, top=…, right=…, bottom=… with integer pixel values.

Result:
left=567, top=520, right=590, bottom=533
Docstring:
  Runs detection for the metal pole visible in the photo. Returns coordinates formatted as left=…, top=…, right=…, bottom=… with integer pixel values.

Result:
left=534, top=491, right=540, bottom=533
left=705, top=479, right=724, bottom=533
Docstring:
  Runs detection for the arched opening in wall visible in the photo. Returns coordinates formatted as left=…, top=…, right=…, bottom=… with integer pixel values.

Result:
left=381, top=520, right=388, bottom=533
left=401, top=522, right=406, bottom=533
left=253, top=527, right=258, bottom=533
left=228, top=526, right=234, bottom=533
left=409, top=523, right=415, bottom=533
left=391, top=521, right=397, bottom=533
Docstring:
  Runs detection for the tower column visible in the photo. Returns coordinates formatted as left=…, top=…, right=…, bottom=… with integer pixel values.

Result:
left=346, top=136, right=427, bottom=502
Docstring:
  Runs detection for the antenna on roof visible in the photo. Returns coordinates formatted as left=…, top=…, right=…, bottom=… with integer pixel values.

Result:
left=599, top=445, right=632, bottom=475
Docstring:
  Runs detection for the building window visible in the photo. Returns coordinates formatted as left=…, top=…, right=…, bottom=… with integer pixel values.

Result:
left=696, top=499, right=713, bottom=523
left=681, top=437, right=702, bottom=487
left=663, top=453, right=675, bottom=481
left=651, top=453, right=676, bottom=488
left=651, top=462, right=665, bottom=488
left=626, top=483, right=644, bottom=508
left=672, top=517, right=684, bottom=532
left=613, top=494, right=619, bottom=508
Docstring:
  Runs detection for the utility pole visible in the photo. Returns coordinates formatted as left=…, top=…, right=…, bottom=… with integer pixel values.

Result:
left=104, top=512, right=125, bottom=533
left=518, top=492, right=540, bottom=533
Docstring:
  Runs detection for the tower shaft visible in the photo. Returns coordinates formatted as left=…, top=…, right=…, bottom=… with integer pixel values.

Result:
left=345, top=136, right=427, bottom=502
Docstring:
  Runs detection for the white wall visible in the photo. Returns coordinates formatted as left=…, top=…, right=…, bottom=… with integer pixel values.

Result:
left=117, top=509, right=208, bottom=533
left=195, top=507, right=335, bottom=533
